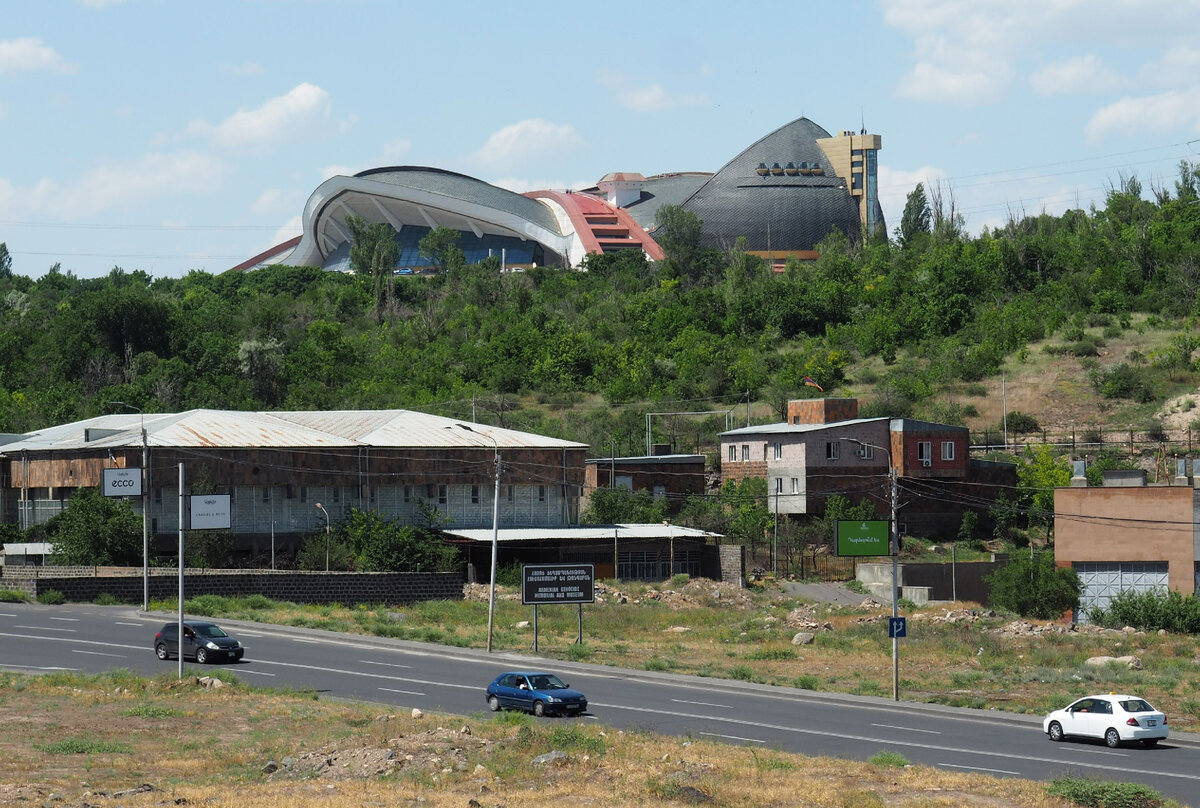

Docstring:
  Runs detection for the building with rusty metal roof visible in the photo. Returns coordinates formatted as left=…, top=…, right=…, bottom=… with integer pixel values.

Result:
left=0, top=409, right=586, bottom=562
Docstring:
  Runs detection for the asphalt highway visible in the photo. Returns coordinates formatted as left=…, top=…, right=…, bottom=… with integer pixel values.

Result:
left=1, top=602, right=1198, bottom=805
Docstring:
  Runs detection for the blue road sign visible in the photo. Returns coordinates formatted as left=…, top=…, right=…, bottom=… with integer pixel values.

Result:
left=888, top=617, right=907, bottom=638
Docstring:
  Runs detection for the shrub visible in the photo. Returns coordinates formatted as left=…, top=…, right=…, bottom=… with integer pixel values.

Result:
left=92, top=592, right=121, bottom=606
left=1144, top=421, right=1168, bottom=442
left=845, top=579, right=868, bottom=595
left=1046, top=775, right=1165, bottom=807
left=987, top=553, right=1081, bottom=619
left=36, top=589, right=66, bottom=605
left=1005, top=411, right=1040, bottom=434
left=0, top=589, right=26, bottom=603
left=868, top=750, right=909, bottom=767
left=1088, top=588, right=1200, bottom=634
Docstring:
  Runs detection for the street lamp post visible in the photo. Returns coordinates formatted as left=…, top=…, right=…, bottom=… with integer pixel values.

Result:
left=449, top=424, right=501, bottom=652
left=842, top=437, right=900, bottom=701
left=315, top=503, right=331, bottom=571
left=114, top=401, right=149, bottom=612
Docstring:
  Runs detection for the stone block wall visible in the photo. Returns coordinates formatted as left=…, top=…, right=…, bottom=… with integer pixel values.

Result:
left=0, top=568, right=464, bottom=606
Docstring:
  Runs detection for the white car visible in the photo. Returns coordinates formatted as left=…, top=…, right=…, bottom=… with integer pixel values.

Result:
left=1044, top=694, right=1168, bottom=748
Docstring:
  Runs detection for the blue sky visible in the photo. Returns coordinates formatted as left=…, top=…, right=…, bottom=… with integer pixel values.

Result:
left=3, top=0, right=1199, bottom=279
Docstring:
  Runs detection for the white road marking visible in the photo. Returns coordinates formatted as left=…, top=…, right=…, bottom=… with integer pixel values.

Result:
left=253, top=659, right=480, bottom=690
left=15, top=625, right=76, bottom=632
left=942, top=763, right=1021, bottom=775
left=0, top=613, right=18, bottom=617
left=50, top=617, right=80, bottom=622
left=235, top=631, right=265, bottom=637
left=872, top=723, right=941, bottom=734
left=589, top=703, right=1200, bottom=784
left=361, top=660, right=413, bottom=670
left=72, top=650, right=126, bottom=658
left=0, top=663, right=77, bottom=671
left=700, top=731, right=764, bottom=744
left=380, top=687, right=425, bottom=696
left=673, top=699, right=730, bottom=709
left=115, top=621, right=145, bottom=627
left=218, top=668, right=275, bottom=677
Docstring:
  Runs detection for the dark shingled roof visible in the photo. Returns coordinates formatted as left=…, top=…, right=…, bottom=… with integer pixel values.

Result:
left=669, top=117, right=864, bottom=251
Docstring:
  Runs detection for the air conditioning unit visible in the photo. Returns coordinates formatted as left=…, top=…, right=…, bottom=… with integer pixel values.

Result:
left=854, top=448, right=867, bottom=459
left=921, top=459, right=932, bottom=467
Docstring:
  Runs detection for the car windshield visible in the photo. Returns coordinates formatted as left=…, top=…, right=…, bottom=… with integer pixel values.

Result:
left=194, top=625, right=228, bottom=638
left=1120, top=699, right=1154, bottom=713
left=529, top=675, right=566, bottom=690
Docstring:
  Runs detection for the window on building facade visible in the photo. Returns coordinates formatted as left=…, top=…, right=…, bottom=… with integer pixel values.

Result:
left=741, top=444, right=750, bottom=461
left=438, top=485, right=447, bottom=505
left=332, top=486, right=340, bottom=504
left=403, top=485, right=411, bottom=503
left=728, top=445, right=736, bottom=462
left=261, top=486, right=270, bottom=503
left=299, top=486, right=307, bottom=503
left=653, top=485, right=666, bottom=499
left=775, top=477, right=783, bottom=494
left=791, top=477, right=799, bottom=494
left=471, top=485, right=480, bottom=504
left=507, top=485, right=514, bottom=501
left=826, top=442, right=840, bottom=460
left=942, top=441, right=955, bottom=460
left=918, top=441, right=932, bottom=461
left=538, top=485, right=546, bottom=502
left=773, top=442, right=782, bottom=460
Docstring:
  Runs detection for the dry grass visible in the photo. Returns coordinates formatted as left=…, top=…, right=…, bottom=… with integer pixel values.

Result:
left=168, top=582, right=1200, bottom=734
left=0, top=671, right=1104, bottom=808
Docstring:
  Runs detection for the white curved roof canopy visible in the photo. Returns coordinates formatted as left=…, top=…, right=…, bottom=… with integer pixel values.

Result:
left=285, top=167, right=587, bottom=269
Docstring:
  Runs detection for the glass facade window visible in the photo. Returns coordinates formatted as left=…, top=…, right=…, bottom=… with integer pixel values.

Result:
left=865, top=149, right=879, bottom=234
left=942, top=441, right=955, bottom=460
left=918, top=441, right=932, bottom=461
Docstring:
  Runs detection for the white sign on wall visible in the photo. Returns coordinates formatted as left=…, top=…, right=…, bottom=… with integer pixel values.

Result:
left=102, top=467, right=142, bottom=497
left=189, top=495, right=231, bottom=530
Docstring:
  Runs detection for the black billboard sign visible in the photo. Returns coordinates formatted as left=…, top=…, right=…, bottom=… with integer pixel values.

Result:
left=521, top=564, right=595, bottom=605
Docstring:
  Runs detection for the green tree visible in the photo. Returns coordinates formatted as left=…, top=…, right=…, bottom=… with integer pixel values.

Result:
left=653, top=204, right=705, bottom=281
left=0, top=242, right=11, bottom=279
left=339, top=508, right=460, bottom=572
left=986, top=552, right=1081, bottom=619
left=896, top=183, right=931, bottom=248
left=45, top=488, right=141, bottom=566
left=419, top=226, right=465, bottom=272
left=1016, top=445, right=1071, bottom=539
left=346, top=214, right=398, bottom=323
left=580, top=487, right=669, bottom=525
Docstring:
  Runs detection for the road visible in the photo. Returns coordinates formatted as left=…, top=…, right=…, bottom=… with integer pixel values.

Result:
left=2, top=602, right=1198, bottom=805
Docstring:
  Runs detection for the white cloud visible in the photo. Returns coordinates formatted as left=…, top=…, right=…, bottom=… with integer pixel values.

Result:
left=320, top=163, right=362, bottom=181
left=1138, top=47, right=1200, bottom=88
left=186, top=83, right=344, bottom=150
left=382, top=138, right=412, bottom=161
left=1085, top=87, right=1200, bottom=143
left=251, top=188, right=304, bottom=216
left=224, top=61, right=264, bottom=76
left=597, top=70, right=707, bottom=111
left=896, top=62, right=1007, bottom=105
left=882, top=0, right=1200, bottom=104
left=491, top=177, right=592, bottom=194
left=0, top=151, right=229, bottom=221
left=1030, top=54, right=1126, bottom=96
left=877, top=164, right=949, bottom=232
left=468, top=119, right=582, bottom=171
left=270, top=215, right=302, bottom=245
left=0, top=37, right=75, bottom=74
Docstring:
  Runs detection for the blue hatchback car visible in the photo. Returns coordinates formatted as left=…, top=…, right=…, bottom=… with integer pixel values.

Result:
left=486, top=671, right=588, bottom=717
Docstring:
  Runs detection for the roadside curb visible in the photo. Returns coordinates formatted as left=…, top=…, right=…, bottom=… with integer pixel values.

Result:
left=136, top=608, right=1200, bottom=750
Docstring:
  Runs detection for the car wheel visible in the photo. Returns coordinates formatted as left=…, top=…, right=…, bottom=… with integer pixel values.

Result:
left=1047, top=721, right=1064, bottom=742
left=1142, top=738, right=1159, bottom=748
left=155, top=643, right=169, bottom=660
left=533, top=701, right=546, bottom=718
left=1104, top=728, right=1121, bottom=748
left=488, top=696, right=501, bottom=712
left=195, top=647, right=208, bottom=665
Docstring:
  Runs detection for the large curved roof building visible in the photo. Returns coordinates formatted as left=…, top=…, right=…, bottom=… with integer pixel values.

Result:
left=234, top=117, right=882, bottom=273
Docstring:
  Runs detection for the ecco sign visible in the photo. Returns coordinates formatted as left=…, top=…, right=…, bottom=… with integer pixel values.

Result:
left=102, top=468, right=142, bottom=497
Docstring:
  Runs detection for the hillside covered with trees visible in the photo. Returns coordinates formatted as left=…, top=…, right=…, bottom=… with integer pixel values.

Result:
left=0, top=163, right=1197, bottom=458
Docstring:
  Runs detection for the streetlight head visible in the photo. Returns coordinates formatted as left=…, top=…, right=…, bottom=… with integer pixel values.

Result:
left=315, top=502, right=323, bottom=510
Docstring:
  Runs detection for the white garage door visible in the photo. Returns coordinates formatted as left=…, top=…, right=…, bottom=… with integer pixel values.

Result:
left=1073, top=561, right=1168, bottom=622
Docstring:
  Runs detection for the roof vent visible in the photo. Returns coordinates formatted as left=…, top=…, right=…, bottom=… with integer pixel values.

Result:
left=799, top=161, right=812, bottom=175
left=784, top=162, right=799, bottom=176
left=755, top=162, right=769, bottom=176
left=770, top=162, right=784, bottom=175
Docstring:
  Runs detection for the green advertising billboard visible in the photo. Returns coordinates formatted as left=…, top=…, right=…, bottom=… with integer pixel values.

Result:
left=835, top=520, right=891, bottom=557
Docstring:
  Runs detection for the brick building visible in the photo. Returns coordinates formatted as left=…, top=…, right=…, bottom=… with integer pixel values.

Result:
left=582, top=451, right=707, bottom=515
left=720, top=398, right=1015, bottom=538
